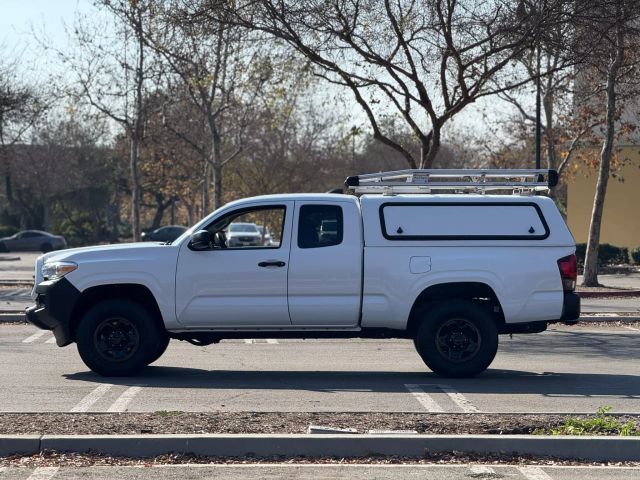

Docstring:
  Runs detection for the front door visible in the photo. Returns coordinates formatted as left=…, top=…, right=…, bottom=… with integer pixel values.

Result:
left=175, top=203, right=293, bottom=328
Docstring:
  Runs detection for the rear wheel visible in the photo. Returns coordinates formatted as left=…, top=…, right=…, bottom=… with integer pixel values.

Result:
left=76, top=299, right=165, bottom=376
left=414, top=300, right=498, bottom=378
left=40, top=243, right=52, bottom=253
left=0, top=242, right=7, bottom=253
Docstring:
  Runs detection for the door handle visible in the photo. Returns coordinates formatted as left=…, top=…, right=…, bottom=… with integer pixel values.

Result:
left=258, top=260, right=286, bottom=268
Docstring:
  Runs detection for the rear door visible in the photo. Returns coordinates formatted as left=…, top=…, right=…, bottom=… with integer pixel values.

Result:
left=287, top=200, right=363, bottom=327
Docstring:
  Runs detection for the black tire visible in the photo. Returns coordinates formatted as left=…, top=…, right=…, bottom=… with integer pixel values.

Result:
left=414, top=300, right=498, bottom=378
left=40, top=243, right=52, bottom=253
left=76, top=299, right=165, bottom=376
left=148, top=333, right=170, bottom=365
left=0, top=242, right=7, bottom=253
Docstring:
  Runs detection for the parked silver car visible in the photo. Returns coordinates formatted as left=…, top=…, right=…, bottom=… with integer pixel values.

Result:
left=0, top=230, right=67, bottom=253
left=226, top=223, right=262, bottom=247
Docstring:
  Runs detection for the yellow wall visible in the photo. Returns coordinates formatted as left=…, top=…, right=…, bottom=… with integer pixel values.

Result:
left=566, top=148, right=640, bottom=249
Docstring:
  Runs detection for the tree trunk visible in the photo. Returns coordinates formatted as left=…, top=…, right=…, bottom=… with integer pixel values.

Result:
left=421, top=128, right=440, bottom=169
left=202, top=158, right=210, bottom=215
left=582, top=25, right=624, bottom=287
left=151, top=192, right=167, bottom=229
left=130, top=135, right=141, bottom=242
left=130, top=3, right=145, bottom=242
left=212, top=124, right=222, bottom=210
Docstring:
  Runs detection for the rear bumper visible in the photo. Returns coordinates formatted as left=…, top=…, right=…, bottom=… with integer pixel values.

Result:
left=560, top=292, right=581, bottom=323
left=25, top=278, right=81, bottom=347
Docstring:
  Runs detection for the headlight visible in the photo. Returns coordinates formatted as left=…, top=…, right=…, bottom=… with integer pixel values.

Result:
left=42, top=261, right=78, bottom=280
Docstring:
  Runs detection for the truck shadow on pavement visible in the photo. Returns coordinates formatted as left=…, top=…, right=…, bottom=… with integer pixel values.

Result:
left=63, top=368, right=640, bottom=399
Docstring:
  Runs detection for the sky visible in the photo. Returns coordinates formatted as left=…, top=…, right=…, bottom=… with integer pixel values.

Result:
left=0, top=0, right=525, bottom=153
left=1, top=0, right=81, bottom=49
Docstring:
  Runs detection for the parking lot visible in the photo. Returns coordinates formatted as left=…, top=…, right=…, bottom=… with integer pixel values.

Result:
left=0, top=464, right=639, bottom=480
left=1, top=322, right=638, bottom=415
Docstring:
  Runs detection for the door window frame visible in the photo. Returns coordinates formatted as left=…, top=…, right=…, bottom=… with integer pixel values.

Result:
left=204, top=204, right=288, bottom=251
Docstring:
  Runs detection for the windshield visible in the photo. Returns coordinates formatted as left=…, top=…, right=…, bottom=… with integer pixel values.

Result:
left=229, top=223, right=258, bottom=233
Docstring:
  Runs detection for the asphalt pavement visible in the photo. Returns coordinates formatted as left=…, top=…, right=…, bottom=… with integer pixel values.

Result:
left=1, top=323, right=638, bottom=414
left=0, top=464, right=638, bottom=479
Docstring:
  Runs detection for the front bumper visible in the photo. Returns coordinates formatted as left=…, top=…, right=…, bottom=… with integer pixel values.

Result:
left=560, top=292, right=581, bottom=323
left=25, top=278, right=81, bottom=347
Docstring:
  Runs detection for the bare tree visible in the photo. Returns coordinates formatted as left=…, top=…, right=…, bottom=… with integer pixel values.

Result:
left=210, top=0, right=571, bottom=169
left=143, top=4, right=276, bottom=211
left=0, top=55, right=48, bottom=222
left=57, top=1, right=155, bottom=241
left=577, top=0, right=640, bottom=286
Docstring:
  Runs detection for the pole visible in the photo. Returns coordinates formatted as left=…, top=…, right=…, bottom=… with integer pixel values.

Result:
left=535, top=43, right=542, bottom=170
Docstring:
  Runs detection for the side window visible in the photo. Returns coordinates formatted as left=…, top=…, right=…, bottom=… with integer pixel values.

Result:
left=208, top=206, right=285, bottom=249
left=297, top=204, right=343, bottom=249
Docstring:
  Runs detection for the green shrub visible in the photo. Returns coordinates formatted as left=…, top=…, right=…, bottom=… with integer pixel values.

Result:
left=0, top=225, right=18, bottom=238
left=551, top=406, right=639, bottom=436
left=575, top=243, right=629, bottom=266
left=632, top=247, right=640, bottom=264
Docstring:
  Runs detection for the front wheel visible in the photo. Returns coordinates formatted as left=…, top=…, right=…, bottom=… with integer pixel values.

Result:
left=76, top=299, right=165, bottom=376
left=414, top=300, right=498, bottom=378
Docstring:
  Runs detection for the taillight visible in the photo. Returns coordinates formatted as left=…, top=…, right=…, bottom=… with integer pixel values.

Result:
left=558, top=254, right=577, bottom=292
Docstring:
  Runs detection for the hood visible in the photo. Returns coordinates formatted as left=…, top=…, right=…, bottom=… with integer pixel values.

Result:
left=32, top=242, right=174, bottom=299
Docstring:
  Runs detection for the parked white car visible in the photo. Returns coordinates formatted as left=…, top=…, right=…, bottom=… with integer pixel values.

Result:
left=27, top=169, right=579, bottom=378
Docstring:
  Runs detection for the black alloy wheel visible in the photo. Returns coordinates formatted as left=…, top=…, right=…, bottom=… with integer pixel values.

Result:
left=94, top=317, right=140, bottom=363
left=76, top=299, right=165, bottom=376
left=414, top=300, right=498, bottom=378
left=435, top=318, right=482, bottom=363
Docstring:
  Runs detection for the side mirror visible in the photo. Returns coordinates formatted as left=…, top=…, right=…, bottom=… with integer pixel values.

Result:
left=188, top=230, right=212, bottom=251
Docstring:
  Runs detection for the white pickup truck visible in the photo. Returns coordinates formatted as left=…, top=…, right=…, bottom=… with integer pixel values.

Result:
left=27, top=169, right=579, bottom=378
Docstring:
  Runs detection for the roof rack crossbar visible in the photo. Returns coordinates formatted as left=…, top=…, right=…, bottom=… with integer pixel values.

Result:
left=344, top=169, right=557, bottom=195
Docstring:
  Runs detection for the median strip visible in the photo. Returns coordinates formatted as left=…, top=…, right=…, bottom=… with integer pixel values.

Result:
left=1, top=433, right=639, bottom=462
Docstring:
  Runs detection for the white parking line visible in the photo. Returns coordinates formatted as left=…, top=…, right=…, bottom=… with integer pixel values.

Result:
left=404, top=384, right=444, bottom=412
left=70, top=384, right=113, bottom=412
left=265, top=339, right=279, bottom=344
left=518, top=466, right=553, bottom=480
left=244, top=339, right=254, bottom=344
left=26, top=467, right=59, bottom=480
left=470, top=465, right=496, bottom=475
left=623, top=325, right=640, bottom=332
left=438, top=384, right=480, bottom=413
left=107, top=386, right=143, bottom=412
left=22, top=330, right=47, bottom=343
left=244, top=339, right=280, bottom=344
left=45, top=335, right=57, bottom=344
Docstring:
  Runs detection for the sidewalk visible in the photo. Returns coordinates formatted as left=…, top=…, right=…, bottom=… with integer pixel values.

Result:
left=577, top=272, right=640, bottom=290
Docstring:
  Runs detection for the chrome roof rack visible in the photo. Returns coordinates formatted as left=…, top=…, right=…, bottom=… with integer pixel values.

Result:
left=344, top=169, right=557, bottom=195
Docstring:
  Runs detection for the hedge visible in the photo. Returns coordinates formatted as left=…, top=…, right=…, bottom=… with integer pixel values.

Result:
left=631, top=247, right=640, bottom=264
left=0, top=225, right=18, bottom=238
left=575, top=243, right=629, bottom=266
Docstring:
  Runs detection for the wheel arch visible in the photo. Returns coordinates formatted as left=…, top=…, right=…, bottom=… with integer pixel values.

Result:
left=406, top=282, right=505, bottom=336
left=70, top=283, right=165, bottom=341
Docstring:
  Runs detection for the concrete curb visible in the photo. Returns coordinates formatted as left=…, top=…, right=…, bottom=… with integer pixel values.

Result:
left=0, top=313, right=26, bottom=323
left=1, top=434, right=639, bottom=461
left=579, top=315, right=640, bottom=322
left=0, top=435, right=40, bottom=456
left=578, top=290, right=640, bottom=298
